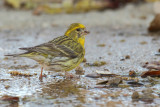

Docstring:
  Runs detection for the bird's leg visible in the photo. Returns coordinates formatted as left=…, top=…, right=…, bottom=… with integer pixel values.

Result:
left=64, top=72, right=75, bottom=78
left=40, top=67, right=43, bottom=78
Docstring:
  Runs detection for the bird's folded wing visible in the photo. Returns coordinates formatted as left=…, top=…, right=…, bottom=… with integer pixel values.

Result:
left=19, top=43, right=79, bottom=58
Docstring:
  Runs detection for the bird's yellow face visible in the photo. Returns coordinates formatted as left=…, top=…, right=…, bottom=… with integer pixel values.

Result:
left=65, top=23, right=89, bottom=48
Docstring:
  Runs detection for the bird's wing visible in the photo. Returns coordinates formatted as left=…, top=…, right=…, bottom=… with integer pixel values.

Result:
left=19, top=42, right=79, bottom=58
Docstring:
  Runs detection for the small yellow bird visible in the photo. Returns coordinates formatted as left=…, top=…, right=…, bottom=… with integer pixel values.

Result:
left=6, top=23, right=89, bottom=78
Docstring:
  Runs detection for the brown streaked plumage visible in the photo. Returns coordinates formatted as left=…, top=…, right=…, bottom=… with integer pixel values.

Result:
left=5, top=23, right=89, bottom=78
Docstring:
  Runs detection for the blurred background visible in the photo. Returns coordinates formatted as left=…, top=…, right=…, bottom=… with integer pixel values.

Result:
left=0, top=0, right=160, bottom=31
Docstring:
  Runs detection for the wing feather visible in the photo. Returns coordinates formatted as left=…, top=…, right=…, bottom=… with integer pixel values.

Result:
left=19, top=42, right=79, bottom=58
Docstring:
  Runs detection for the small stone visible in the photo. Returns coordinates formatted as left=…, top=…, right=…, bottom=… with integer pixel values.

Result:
left=125, top=55, right=130, bottom=59
left=148, top=14, right=160, bottom=32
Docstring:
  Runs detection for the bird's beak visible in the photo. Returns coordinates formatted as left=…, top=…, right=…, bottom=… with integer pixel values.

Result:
left=84, top=30, right=90, bottom=35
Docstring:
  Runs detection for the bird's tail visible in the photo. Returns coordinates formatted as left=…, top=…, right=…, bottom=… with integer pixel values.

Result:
left=5, top=51, right=34, bottom=57
left=5, top=54, right=22, bottom=57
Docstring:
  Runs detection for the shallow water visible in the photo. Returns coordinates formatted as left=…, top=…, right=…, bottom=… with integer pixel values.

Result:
left=0, top=26, right=160, bottom=107
left=0, top=3, right=160, bottom=107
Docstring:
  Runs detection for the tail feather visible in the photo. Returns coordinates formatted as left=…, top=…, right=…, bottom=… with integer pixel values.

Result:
left=5, top=54, right=20, bottom=57
left=19, top=47, right=33, bottom=50
left=19, top=48, right=28, bottom=50
left=5, top=51, right=31, bottom=57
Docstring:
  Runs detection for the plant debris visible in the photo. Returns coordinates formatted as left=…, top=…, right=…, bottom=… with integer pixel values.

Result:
left=141, top=61, right=160, bottom=77
left=129, top=70, right=136, bottom=77
left=141, top=70, right=160, bottom=78
left=75, top=66, right=85, bottom=75
left=96, top=69, right=116, bottom=77
left=127, top=81, right=143, bottom=87
left=96, top=77, right=122, bottom=87
left=107, top=77, right=122, bottom=87
left=86, top=69, right=117, bottom=78
left=121, top=77, right=139, bottom=82
left=96, top=75, right=140, bottom=88
left=97, top=44, right=106, bottom=47
left=146, top=76, right=160, bottom=85
left=120, top=55, right=131, bottom=61
left=143, top=61, right=160, bottom=70
left=96, top=80, right=108, bottom=85
left=85, top=73, right=101, bottom=78
left=132, top=89, right=156, bottom=103
left=84, top=61, right=107, bottom=67
left=1, top=95, right=19, bottom=102
left=9, top=71, right=33, bottom=77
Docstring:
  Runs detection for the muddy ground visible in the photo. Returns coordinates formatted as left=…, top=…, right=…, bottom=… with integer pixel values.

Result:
left=0, top=3, right=160, bottom=107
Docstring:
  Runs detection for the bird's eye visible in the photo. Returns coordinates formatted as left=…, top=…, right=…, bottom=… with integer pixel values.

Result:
left=76, top=28, right=81, bottom=31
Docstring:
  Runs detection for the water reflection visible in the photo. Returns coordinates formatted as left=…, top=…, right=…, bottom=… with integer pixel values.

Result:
left=41, top=78, right=86, bottom=103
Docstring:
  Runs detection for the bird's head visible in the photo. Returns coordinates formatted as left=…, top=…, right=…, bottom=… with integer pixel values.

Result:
left=65, top=23, right=89, bottom=47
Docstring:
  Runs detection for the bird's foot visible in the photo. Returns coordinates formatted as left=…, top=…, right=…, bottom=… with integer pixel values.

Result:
left=39, top=74, right=47, bottom=80
left=64, top=72, right=76, bottom=79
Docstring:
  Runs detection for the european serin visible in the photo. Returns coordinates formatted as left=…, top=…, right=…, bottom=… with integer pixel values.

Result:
left=6, top=23, right=89, bottom=78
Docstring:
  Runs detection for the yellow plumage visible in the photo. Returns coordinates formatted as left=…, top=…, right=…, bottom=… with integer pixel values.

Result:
left=6, top=23, right=89, bottom=78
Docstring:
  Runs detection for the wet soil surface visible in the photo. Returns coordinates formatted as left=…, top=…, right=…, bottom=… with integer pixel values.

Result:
left=0, top=3, right=160, bottom=107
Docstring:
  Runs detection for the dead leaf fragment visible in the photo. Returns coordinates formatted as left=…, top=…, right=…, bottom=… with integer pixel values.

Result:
left=141, top=70, right=160, bottom=78
left=142, top=61, right=160, bottom=70
left=96, top=69, right=110, bottom=74
left=96, top=69, right=116, bottom=77
left=107, top=77, right=122, bottom=87
left=9, top=71, right=33, bottom=77
left=1, top=95, right=19, bottom=102
left=121, top=77, right=139, bottom=82
left=96, top=80, right=108, bottom=85
left=127, top=82, right=143, bottom=87
left=85, top=73, right=101, bottom=78
left=84, top=61, right=107, bottom=67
